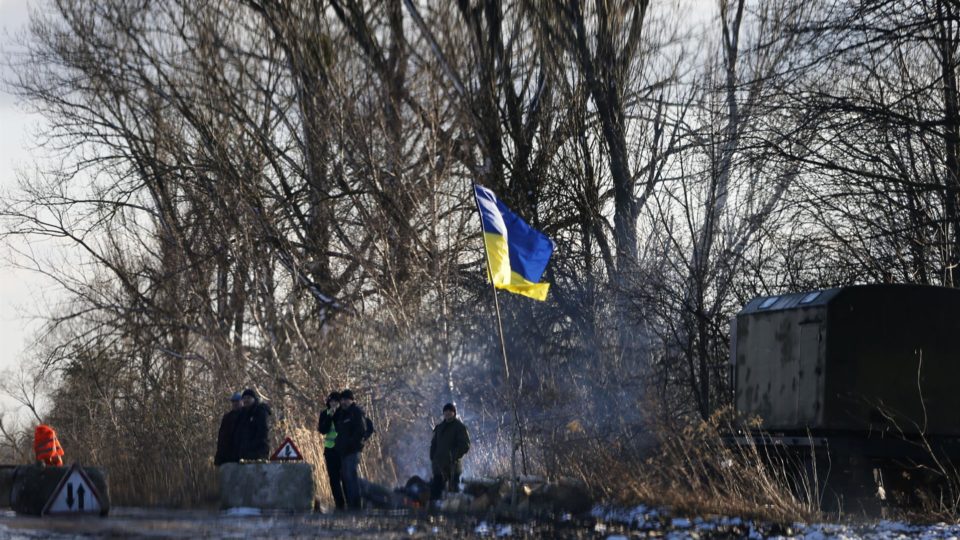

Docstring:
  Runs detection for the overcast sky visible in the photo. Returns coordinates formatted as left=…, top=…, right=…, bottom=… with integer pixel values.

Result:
left=0, top=0, right=45, bottom=380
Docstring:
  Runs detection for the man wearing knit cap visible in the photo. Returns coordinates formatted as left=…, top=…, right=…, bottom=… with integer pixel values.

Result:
left=233, top=388, right=272, bottom=461
left=334, top=389, right=366, bottom=509
left=429, top=402, right=470, bottom=500
left=214, top=392, right=243, bottom=466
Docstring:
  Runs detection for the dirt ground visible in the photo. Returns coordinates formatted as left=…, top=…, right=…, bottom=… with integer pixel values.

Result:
left=0, top=507, right=638, bottom=539
left=0, top=506, right=944, bottom=539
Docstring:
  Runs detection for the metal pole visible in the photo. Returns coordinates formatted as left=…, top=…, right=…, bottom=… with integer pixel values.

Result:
left=470, top=184, right=513, bottom=381
left=471, top=184, right=528, bottom=507
left=513, top=376, right=529, bottom=475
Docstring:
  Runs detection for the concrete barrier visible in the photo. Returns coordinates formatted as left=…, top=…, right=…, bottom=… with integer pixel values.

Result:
left=9, top=465, right=110, bottom=516
left=0, top=466, right=16, bottom=507
left=218, top=462, right=315, bottom=512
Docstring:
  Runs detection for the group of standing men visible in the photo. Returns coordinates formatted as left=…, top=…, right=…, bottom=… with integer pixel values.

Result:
left=214, top=385, right=472, bottom=511
left=319, top=396, right=470, bottom=509
left=215, top=388, right=272, bottom=465
left=317, top=390, right=370, bottom=510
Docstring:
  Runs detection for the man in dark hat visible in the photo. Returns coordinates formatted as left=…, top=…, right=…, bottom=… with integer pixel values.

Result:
left=430, top=402, right=470, bottom=500
left=334, top=389, right=366, bottom=509
left=318, top=391, right=345, bottom=510
left=233, top=388, right=272, bottom=461
left=215, top=392, right=243, bottom=466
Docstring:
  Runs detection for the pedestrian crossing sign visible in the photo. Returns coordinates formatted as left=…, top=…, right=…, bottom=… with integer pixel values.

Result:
left=42, top=463, right=104, bottom=516
left=269, top=437, right=304, bottom=461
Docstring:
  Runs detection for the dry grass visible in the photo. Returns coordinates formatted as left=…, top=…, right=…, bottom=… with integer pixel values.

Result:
left=71, top=408, right=822, bottom=518
left=557, top=409, right=821, bottom=524
left=889, top=442, right=960, bottom=522
left=53, top=414, right=221, bottom=508
left=284, top=425, right=329, bottom=503
left=49, top=393, right=952, bottom=523
left=106, top=455, right=219, bottom=508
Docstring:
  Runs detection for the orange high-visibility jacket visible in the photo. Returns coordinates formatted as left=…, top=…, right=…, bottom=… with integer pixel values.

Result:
left=33, top=424, right=64, bottom=467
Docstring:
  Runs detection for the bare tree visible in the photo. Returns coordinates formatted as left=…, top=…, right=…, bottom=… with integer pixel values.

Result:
left=638, top=0, right=820, bottom=419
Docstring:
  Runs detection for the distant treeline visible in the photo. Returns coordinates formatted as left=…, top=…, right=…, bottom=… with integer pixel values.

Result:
left=0, top=0, right=957, bottom=505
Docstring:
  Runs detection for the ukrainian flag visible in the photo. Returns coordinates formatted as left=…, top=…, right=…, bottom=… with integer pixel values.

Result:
left=474, top=185, right=554, bottom=301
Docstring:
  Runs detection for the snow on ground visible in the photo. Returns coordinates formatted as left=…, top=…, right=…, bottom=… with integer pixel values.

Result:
left=0, top=506, right=956, bottom=538
left=591, top=505, right=960, bottom=539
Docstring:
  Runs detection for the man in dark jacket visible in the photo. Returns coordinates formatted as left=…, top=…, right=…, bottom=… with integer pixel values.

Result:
left=215, top=392, right=243, bottom=466
left=334, top=389, right=365, bottom=509
left=318, top=391, right=345, bottom=510
left=233, top=388, right=271, bottom=461
left=430, top=402, right=470, bottom=500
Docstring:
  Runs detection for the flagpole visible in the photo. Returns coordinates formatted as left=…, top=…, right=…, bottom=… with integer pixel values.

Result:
left=471, top=184, right=530, bottom=505
left=478, top=211, right=531, bottom=476
left=470, top=185, right=513, bottom=380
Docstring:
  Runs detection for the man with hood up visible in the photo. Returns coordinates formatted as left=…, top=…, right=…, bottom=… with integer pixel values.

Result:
left=233, top=388, right=272, bottom=461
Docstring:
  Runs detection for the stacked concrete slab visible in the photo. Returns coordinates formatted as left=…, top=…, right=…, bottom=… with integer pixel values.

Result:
left=218, top=462, right=315, bottom=512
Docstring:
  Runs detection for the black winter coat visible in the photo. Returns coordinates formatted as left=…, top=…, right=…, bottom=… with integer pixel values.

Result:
left=318, top=408, right=342, bottom=453
left=215, top=408, right=242, bottom=465
left=334, top=404, right=365, bottom=456
left=233, top=401, right=272, bottom=460
left=430, top=418, right=470, bottom=471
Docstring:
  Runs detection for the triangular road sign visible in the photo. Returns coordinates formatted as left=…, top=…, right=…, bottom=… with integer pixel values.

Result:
left=42, top=463, right=104, bottom=516
left=269, top=437, right=304, bottom=461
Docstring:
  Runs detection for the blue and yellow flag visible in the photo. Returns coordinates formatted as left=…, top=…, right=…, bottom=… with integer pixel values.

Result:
left=474, top=185, right=554, bottom=301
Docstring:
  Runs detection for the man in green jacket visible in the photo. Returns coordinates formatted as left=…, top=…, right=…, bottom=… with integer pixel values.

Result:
left=430, top=402, right=470, bottom=500
left=318, top=391, right=345, bottom=510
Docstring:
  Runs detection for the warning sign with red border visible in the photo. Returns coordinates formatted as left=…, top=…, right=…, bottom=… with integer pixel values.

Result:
left=42, top=462, right=105, bottom=516
left=270, top=437, right=304, bottom=461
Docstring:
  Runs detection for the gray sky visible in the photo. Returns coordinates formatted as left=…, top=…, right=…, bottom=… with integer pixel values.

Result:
left=0, top=0, right=46, bottom=379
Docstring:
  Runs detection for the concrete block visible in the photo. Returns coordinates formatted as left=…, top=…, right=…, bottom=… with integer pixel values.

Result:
left=9, top=465, right=110, bottom=516
left=0, top=466, right=17, bottom=507
left=218, top=462, right=315, bottom=512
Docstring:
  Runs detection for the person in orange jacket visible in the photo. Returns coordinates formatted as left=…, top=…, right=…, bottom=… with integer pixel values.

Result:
left=34, top=424, right=65, bottom=467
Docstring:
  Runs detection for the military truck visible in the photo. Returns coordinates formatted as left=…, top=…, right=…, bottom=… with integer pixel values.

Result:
left=731, top=284, right=960, bottom=509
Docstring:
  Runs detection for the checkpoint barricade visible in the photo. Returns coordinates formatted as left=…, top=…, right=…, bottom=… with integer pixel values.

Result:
left=2, top=463, right=110, bottom=516
left=219, top=437, right=315, bottom=512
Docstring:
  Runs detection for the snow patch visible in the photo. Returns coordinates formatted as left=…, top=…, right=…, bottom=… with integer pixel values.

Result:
left=222, top=507, right=261, bottom=516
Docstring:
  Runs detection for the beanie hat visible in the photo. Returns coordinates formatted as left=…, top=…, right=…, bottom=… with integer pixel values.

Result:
left=443, top=403, right=456, bottom=413
left=241, top=388, right=258, bottom=400
left=229, top=392, right=243, bottom=402
left=340, top=389, right=355, bottom=401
